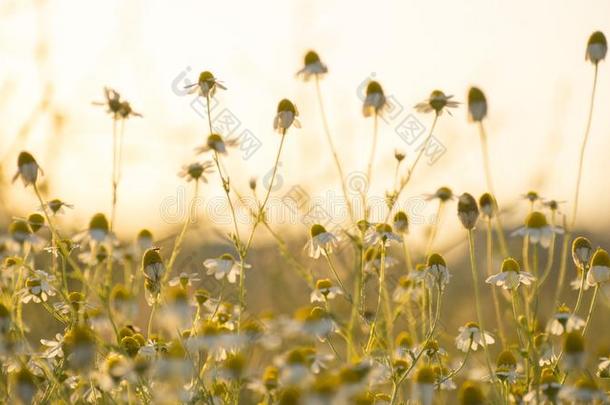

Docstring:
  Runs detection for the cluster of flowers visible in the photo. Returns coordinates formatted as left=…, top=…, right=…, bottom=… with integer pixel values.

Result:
left=0, top=30, right=607, bottom=405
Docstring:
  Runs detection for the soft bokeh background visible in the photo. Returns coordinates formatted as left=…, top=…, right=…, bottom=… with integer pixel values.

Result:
left=2, top=1, right=610, bottom=390
left=1, top=0, right=609, bottom=241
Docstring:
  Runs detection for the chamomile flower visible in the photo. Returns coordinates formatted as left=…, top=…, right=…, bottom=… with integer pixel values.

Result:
left=19, top=270, right=55, bottom=303
left=585, top=31, right=607, bottom=64
left=424, top=253, right=451, bottom=290
left=546, top=304, right=585, bottom=335
left=136, top=229, right=154, bottom=253
left=467, top=87, right=487, bottom=122
left=305, top=224, right=339, bottom=259
left=273, top=99, right=300, bottom=132
left=495, top=350, right=519, bottom=384
left=523, top=369, right=561, bottom=404
left=597, top=357, right=610, bottom=378
left=40, top=198, right=74, bottom=215
left=296, top=50, right=328, bottom=80
left=392, top=211, right=409, bottom=234
left=486, top=258, right=535, bottom=290
left=203, top=253, right=249, bottom=283
left=185, top=71, right=227, bottom=98
left=363, top=246, right=398, bottom=274
left=40, top=333, right=65, bottom=359
left=455, top=322, right=495, bottom=352
left=459, top=381, right=486, bottom=405
left=394, top=332, right=414, bottom=359
left=511, top=211, right=563, bottom=248
left=572, top=236, right=593, bottom=270
left=365, top=223, right=402, bottom=246
left=424, top=186, right=455, bottom=202
left=587, top=248, right=610, bottom=286
left=169, top=272, right=201, bottom=288
left=8, top=220, right=41, bottom=248
left=12, top=151, right=43, bottom=187
left=178, top=161, right=214, bottom=182
left=310, top=279, right=343, bottom=303
left=558, top=378, right=606, bottom=403
left=79, top=213, right=113, bottom=248
left=392, top=275, right=419, bottom=304
left=478, top=193, right=497, bottom=218
left=142, top=247, right=164, bottom=304
left=562, top=331, right=586, bottom=370
left=93, top=87, right=142, bottom=119
left=457, top=193, right=479, bottom=230
left=414, top=366, right=436, bottom=405
left=534, top=333, right=556, bottom=366
left=362, top=81, right=387, bottom=117
left=414, top=90, right=459, bottom=116
left=195, top=134, right=239, bottom=155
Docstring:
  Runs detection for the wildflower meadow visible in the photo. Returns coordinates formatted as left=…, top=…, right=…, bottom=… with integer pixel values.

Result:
left=1, top=6, right=610, bottom=405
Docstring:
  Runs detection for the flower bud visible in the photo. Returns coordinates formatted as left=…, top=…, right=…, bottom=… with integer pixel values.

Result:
left=457, top=193, right=479, bottom=230
left=572, top=236, right=593, bottom=269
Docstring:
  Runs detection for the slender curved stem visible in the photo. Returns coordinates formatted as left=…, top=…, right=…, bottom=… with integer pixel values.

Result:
left=571, top=64, right=599, bottom=229
left=581, top=285, right=598, bottom=336
left=486, top=219, right=506, bottom=346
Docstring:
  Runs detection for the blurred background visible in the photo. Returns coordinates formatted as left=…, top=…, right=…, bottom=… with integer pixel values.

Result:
left=2, top=0, right=610, bottom=345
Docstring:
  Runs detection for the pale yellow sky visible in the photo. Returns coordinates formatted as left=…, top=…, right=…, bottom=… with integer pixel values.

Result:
left=1, top=0, right=609, bottom=244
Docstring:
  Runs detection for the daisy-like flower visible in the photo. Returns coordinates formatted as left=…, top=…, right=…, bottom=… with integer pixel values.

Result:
left=424, top=253, right=451, bottom=290
left=457, top=193, right=479, bottom=230
left=363, top=246, right=398, bottom=274
left=273, top=98, right=300, bottom=133
left=478, top=193, right=497, bottom=219
left=392, top=211, right=409, bottom=234
left=414, top=366, right=435, bottom=405
left=534, top=333, right=556, bottom=366
left=40, top=199, right=74, bottom=216
left=467, top=87, right=487, bottom=122
left=169, top=272, right=201, bottom=288
left=424, top=186, right=455, bottom=202
left=362, top=81, right=387, bottom=117
left=365, top=223, right=402, bottom=246
left=79, top=213, right=112, bottom=247
left=572, top=236, right=593, bottom=270
left=203, top=253, right=249, bottom=283
left=93, top=87, right=141, bottom=119
left=310, top=279, right=343, bottom=303
left=40, top=333, right=65, bottom=359
left=495, top=350, right=519, bottom=384
left=542, top=199, right=565, bottom=213
left=522, top=190, right=542, bottom=204
left=136, top=229, right=154, bottom=252
left=585, top=31, right=607, bottom=65
left=486, top=257, right=535, bottom=290
left=546, top=304, right=585, bottom=335
left=296, top=50, right=328, bottom=81
left=414, top=90, right=459, bottom=116
left=19, top=270, right=56, bottom=303
left=184, top=70, right=227, bottom=98
left=8, top=220, right=41, bottom=248
left=394, top=332, right=414, bottom=359
left=392, top=275, right=419, bottom=304
left=178, top=161, right=214, bottom=182
left=597, top=357, right=610, bottom=378
left=141, top=247, right=165, bottom=303
left=558, top=377, right=606, bottom=403
left=305, top=224, right=339, bottom=259
left=562, top=331, right=586, bottom=371
left=195, top=134, right=239, bottom=155
left=587, top=248, right=610, bottom=286
left=459, top=381, right=486, bottom=405
left=511, top=211, right=563, bottom=248
left=523, top=368, right=561, bottom=404
left=455, top=322, right=495, bottom=352
left=12, top=151, right=43, bottom=187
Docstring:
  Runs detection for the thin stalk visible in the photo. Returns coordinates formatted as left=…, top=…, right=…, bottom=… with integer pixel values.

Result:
left=571, top=64, right=599, bottom=229
left=486, top=219, right=506, bottom=346
left=165, top=181, right=199, bottom=280
left=581, top=285, right=598, bottom=337
left=314, top=75, right=355, bottom=225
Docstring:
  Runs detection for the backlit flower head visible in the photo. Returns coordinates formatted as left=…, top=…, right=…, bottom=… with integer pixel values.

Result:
left=586, top=31, right=607, bottom=64
left=511, top=211, right=563, bottom=248
left=425, top=186, right=454, bottom=202
left=559, top=377, right=606, bottom=403
left=306, top=224, right=339, bottom=259
left=195, top=133, right=239, bottom=155
left=562, top=331, right=586, bottom=370
left=546, top=304, right=584, bottom=335
left=178, top=160, right=214, bottom=182
left=94, top=87, right=141, bottom=119
left=414, top=366, right=435, bottom=405
left=457, top=193, right=479, bottom=230
left=587, top=248, right=610, bottom=286
left=310, top=278, right=343, bottom=303
left=459, top=381, right=485, bottom=405
left=203, top=253, right=250, bottom=284
left=19, top=270, right=55, bottom=303
left=296, top=50, right=328, bottom=81
left=478, top=193, right=496, bottom=218
left=455, top=322, right=494, bottom=352
left=486, top=257, right=535, bottom=290
left=467, top=87, right=487, bottom=122
left=185, top=71, right=227, bottom=98
left=41, top=199, right=74, bottom=215
left=392, top=211, right=409, bottom=234
left=362, top=81, right=387, bottom=117
left=415, top=90, right=459, bottom=116
left=572, top=236, right=593, bottom=270
left=365, top=223, right=402, bottom=246
left=13, top=151, right=42, bottom=187
left=26, top=213, right=45, bottom=234
left=425, top=253, right=451, bottom=290
left=274, top=98, right=300, bottom=133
